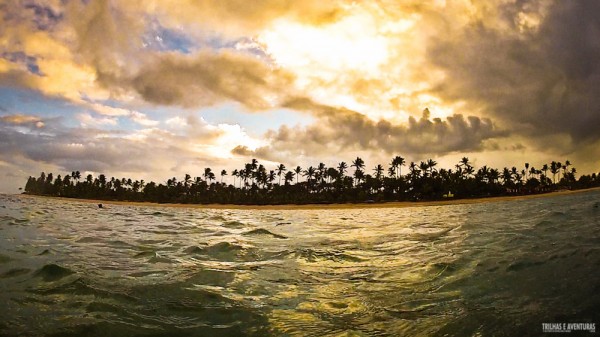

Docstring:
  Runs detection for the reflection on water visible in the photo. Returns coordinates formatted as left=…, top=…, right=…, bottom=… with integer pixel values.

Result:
left=0, top=192, right=599, bottom=336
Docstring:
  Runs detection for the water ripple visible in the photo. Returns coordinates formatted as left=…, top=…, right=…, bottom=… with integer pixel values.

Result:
left=0, top=191, right=599, bottom=336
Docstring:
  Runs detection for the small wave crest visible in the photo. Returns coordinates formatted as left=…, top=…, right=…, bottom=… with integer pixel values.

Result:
left=242, top=228, right=287, bottom=239
left=33, top=264, right=75, bottom=282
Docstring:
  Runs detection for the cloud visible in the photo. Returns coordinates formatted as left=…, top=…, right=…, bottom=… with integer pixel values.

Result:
left=233, top=100, right=506, bottom=163
left=76, top=112, right=117, bottom=127
left=2, top=0, right=600, bottom=187
left=126, top=51, right=295, bottom=110
left=0, top=111, right=261, bottom=185
left=129, top=111, right=159, bottom=127
left=426, top=1, right=600, bottom=151
left=1, top=114, right=44, bottom=127
left=84, top=101, right=159, bottom=126
left=59, top=1, right=300, bottom=110
left=136, top=0, right=345, bottom=37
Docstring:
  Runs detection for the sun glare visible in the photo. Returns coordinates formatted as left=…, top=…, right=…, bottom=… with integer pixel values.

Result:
left=259, top=13, right=389, bottom=75
left=253, top=4, right=464, bottom=125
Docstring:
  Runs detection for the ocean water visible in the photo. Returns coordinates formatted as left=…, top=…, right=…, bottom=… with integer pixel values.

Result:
left=0, top=191, right=599, bottom=336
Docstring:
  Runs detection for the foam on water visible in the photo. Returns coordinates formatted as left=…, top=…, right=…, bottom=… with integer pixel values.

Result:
left=0, top=191, right=599, bottom=336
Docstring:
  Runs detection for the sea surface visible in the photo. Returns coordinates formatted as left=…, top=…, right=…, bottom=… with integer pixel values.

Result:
left=1, top=191, right=599, bottom=336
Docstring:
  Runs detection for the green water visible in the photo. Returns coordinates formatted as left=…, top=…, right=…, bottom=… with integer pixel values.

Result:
left=1, top=191, right=599, bottom=336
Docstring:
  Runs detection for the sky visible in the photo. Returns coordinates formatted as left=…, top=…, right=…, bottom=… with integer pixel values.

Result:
left=1, top=0, right=599, bottom=192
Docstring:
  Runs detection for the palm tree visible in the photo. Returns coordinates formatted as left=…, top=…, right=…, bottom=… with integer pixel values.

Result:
left=529, top=166, right=536, bottom=181
left=268, top=170, right=276, bottom=186
left=232, top=169, right=239, bottom=187
left=354, top=169, right=365, bottom=186
left=337, top=162, right=348, bottom=177
left=391, top=156, right=405, bottom=178
left=502, top=167, right=512, bottom=187
left=489, top=168, right=499, bottom=184
left=132, top=180, right=140, bottom=193
left=203, top=168, right=213, bottom=182
left=351, top=157, right=365, bottom=171
left=99, top=174, right=107, bottom=188
left=317, top=163, right=326, bottom=185
left=244, top=163, right=253, bottom=186
left=326, top=167, right=338, bottom=184
left=256, top=165, right=267, bottom=188
left=409, top=162, right=420, bottom=180
left=71, top=171, right=81, bottom=183
left=427, top=159, right=437, bottom=175
left=303, top=166, right=316, bottom=190
left=563, top=160, right=571, bottom=180
left=276, top=164, right=286, bottom=185
left=220, top=170, right=227, bottom=184
left=184, top=174, right=192, bottom=188
left=550, top=161, right=559, bottom=185
left=284, top=171, right=295, bottom=185
left=419, top=161, right=429, bottom=177
left=387, top=165, right=396, bottom=178
left=373, top=164, right=384, bottom=180
left=477, top=165, right=490, bottom=182
left=294, top=166, right=302, bottom=184
left=351, top=157, right=365, bottom=186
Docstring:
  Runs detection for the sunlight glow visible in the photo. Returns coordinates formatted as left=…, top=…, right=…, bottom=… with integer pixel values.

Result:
left=259, top=13, right=390, bottom=76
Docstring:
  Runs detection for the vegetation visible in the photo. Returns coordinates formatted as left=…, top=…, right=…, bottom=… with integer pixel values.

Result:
left=23, top=157, right=600, bottom=205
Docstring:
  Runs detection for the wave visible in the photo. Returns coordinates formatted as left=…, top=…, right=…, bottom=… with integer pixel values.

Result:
left=221, top=220, right=247, bottom=228
left=33, top=264, right=75, bottom=282
left=203, top=242, right=246, bottom=254
left=76, top=236, right=105, bottom=244
left=1, top=268, right=31, bottom=278
left=8, top=218, right=30, bottom=226
left=0, top=254, right=13, bottom=264
left=134, top=250, right=158, bottom=258
left=30, top=277, right=137, bottom=303
left=242, top=228, right=287, bottom=239
left=294, top=248, right=367, bottom=263
left=183, top=246, right=205, bottom=254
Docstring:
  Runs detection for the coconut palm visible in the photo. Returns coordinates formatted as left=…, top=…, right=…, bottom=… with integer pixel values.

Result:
left=391, top=156, right=406, bottom=178
left=231, top=169, right=239, bottom=187
left=284, top=171, right=295, bottom=185
left=303, top=166, right=316, bottom=190
left=337, top=162, right=348, bottom=177
left=426, top=159, right=437, bottom=175
left=550, top=161, right=559, bottom=185
left=294, top=166, right=302, bottom=184
left=276, top=164, right=286, bottom=185
left=373, top=164, right=384, bottom=180
left=351, top=157, right=365, bottom=186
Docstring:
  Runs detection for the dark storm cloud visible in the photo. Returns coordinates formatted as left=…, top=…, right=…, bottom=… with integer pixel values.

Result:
left=233, top=99, right=505, bottom=160
left=128, top=52, right=295, bottom=110
left=427, top=0, right=600, bottom=150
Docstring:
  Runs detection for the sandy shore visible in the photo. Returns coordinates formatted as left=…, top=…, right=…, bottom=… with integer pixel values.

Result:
left=21, top=187, right=600, bottom=211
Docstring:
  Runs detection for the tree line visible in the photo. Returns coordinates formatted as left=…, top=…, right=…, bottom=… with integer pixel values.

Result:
left=23, top=157, right=600, bottom=205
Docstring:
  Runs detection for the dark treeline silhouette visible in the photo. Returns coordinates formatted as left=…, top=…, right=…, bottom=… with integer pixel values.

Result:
left=23, top=157, right=600, bottom=205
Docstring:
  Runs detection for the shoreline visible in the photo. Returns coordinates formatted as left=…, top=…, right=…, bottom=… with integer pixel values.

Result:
left=19, top=187, right=600, bottom=210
